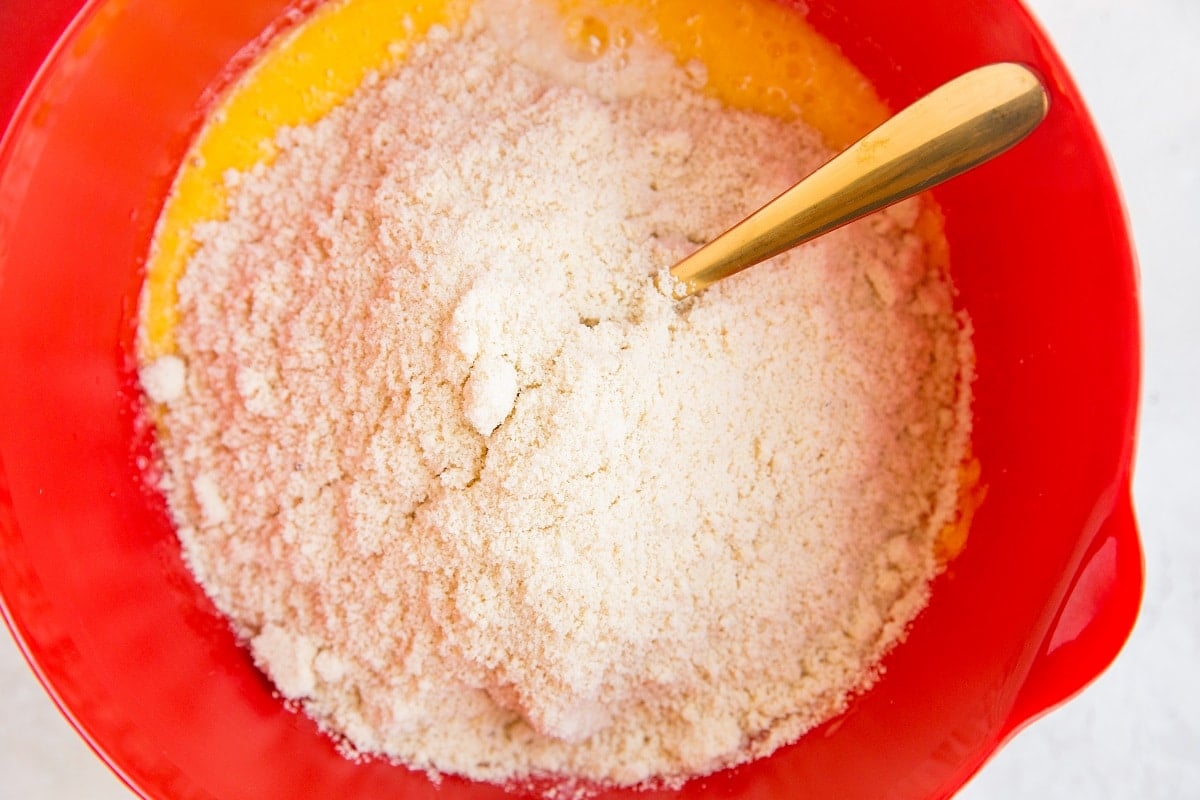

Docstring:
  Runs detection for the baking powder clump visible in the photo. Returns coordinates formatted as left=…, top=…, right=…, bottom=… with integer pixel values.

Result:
left=143, top=0, right=973, bottom=789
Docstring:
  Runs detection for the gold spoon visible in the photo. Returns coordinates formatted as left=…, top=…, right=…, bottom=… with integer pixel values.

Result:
left=667, top=62, right=1049, bottom=299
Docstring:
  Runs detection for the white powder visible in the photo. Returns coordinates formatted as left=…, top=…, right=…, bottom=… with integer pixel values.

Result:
left=139, top=354, right=186, bottom=403
left=144, top=0, right=973, bottom=789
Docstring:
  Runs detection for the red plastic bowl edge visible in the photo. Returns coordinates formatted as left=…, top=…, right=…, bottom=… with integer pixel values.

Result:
left=0, top=1, right=179, bottom=797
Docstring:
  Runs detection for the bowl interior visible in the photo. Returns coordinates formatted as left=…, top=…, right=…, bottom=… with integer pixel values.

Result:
left=0, top=1, right=1141, bottom=798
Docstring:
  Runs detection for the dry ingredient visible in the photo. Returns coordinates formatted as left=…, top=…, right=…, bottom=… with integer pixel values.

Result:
left=141, top=0, right=973, bottom=789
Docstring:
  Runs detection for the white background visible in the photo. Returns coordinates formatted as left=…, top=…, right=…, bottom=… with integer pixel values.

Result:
left=2, top=0, right=1197, bottom=797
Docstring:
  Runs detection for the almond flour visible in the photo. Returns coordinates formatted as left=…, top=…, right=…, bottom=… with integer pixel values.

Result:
left=141, top=0, right=973, bottom=789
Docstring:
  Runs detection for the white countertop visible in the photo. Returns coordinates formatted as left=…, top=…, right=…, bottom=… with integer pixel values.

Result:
left=3, top=0, right=1197, bottom=797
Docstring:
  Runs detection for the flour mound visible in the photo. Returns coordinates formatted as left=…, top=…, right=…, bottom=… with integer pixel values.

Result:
left=145, top=2, right=973, bottom=789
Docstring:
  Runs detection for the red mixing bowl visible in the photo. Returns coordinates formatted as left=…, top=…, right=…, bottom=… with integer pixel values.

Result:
left=0, top=1, right=1142, bottom=798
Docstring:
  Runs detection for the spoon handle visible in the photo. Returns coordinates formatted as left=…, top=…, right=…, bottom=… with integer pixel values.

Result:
left=668, top=62, right=1049, bottom=298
